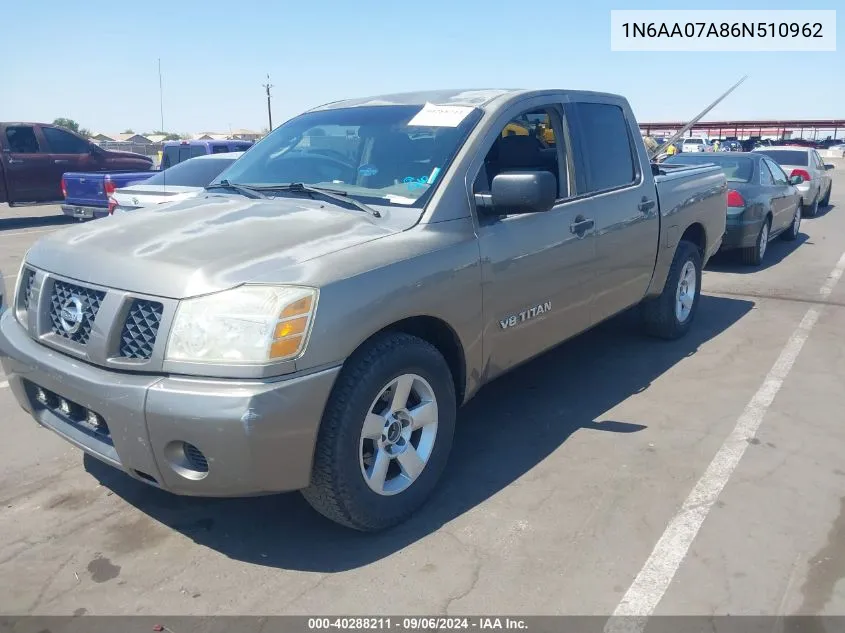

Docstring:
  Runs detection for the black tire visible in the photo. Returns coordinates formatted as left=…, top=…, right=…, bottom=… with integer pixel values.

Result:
left=302, top=332, right=457, bottom=532
left=742, top=218, right=770, bottom=266
left=641, top=240, right=702, bottom=340
left=820, top=184, right=831, bottom=207
left=804, top=195, right=819, bottom=218
left=781, top=204, right=801, bottom=242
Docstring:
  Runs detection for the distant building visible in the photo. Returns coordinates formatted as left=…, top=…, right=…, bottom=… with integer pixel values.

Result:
left=230, top=128, right=262, bottom=141
left=192, top=132, right=230, bottom=141
left=146, top=134, right=168, bottom=143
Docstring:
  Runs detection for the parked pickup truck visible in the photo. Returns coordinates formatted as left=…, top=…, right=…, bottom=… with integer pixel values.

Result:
left=0, top=122, right=152, bottom=205
left=61, top=171, right=155, bottom=219
left=0, top=89, right=727, bottom=531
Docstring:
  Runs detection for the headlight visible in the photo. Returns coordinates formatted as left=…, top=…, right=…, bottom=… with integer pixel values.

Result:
left=166, top=285, right=318, bottom=364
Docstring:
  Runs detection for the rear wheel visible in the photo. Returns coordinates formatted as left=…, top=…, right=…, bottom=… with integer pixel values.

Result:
left=302, top=332, right=457, bottom=532
left=804, top=195, right=819, bottom=218
left=781, top=204, right=801, bottom=241
left=820, top=183, right=831, bottom=207
left=742, top=218, right=770, bottom=266
left=641, top=240, right=702, bottom=340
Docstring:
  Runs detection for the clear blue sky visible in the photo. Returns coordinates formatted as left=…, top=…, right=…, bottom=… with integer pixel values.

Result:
left=1, top=0, right=841, bottom=134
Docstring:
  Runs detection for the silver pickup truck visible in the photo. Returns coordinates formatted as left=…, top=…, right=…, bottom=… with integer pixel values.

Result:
left=0, top=89, right=727, bottom=531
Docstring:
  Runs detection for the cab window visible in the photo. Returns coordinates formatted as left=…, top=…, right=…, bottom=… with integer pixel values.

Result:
left=474, top=107, right=566, bottom=197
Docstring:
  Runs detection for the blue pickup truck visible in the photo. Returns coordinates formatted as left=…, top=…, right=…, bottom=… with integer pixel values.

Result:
left=61, top=171, right=154, bottom=219
left=61, top=140, right=253, bottom=219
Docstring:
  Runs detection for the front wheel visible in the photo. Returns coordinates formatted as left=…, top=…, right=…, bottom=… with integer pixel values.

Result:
left=641, top=240, right=702, bottom=340
left=302, top=332, right=457, bottom=531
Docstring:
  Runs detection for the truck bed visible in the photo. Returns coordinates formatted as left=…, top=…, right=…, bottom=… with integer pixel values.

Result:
left=62, top=171, right=156, bottom=217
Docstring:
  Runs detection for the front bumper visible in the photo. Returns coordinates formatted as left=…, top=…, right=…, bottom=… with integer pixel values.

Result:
left=0, top=310, right=340, bottom=496
left=61, top=204, right=109, bottom=220
left=721, top=214, right=764, bottom=250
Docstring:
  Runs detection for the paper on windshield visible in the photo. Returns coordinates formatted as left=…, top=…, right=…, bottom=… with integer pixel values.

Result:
left=408, top=102, right=474, bottom=127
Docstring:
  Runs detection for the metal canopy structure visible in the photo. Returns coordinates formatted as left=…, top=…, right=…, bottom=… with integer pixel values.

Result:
left=640, top=119, right=845, bottom=140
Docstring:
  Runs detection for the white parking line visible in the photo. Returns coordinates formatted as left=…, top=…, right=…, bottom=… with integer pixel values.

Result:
left=606, top=249, right=845, bottom=633
left=0, top=227, right=60, bottom=239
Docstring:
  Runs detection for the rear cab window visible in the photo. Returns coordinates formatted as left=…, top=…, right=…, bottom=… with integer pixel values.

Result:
left=568, top=102, right=638, bottom=194
left=42, top=127, right=89, bottom=153
left=5, top=126, right=42, bottom=153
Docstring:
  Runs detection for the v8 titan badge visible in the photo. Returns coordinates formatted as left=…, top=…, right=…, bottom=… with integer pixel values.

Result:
left=499, top=301, right=552, bottom=329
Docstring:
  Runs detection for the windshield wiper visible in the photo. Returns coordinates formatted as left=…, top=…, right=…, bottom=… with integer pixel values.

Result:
left=205, top=179, right=267, bottom=199
left=254, top=183, right=381, bottom=218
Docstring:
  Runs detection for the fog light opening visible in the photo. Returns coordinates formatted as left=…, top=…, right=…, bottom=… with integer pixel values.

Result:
left=163, top=441, right=210, bottom=481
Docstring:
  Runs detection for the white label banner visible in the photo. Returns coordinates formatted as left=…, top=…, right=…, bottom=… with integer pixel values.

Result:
left=611, top=10, right=836, bottom=52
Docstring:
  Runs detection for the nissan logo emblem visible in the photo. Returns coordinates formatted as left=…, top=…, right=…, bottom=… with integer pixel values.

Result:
left=59, top=296, right=84, bottom=334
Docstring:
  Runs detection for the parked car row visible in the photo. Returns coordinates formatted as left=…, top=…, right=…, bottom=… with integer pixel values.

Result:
left=0, top=122, right=252, bottom=210
left=664, top=145, right=834, bottom=266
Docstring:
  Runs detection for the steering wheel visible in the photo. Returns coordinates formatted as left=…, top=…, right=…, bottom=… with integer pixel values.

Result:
left=277, top=151, right=356, bottom=181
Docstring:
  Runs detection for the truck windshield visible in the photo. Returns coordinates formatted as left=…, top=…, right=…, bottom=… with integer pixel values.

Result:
left=212, top=105, right=483, bottom=207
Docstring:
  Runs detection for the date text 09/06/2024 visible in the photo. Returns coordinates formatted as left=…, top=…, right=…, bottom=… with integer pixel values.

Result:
left=308, top=617, right=528, bottom=630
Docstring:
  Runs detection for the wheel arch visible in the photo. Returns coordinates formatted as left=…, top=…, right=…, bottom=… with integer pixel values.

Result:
left=348, top=315, right=467, bottom=406
left=679, top=221, right=706, bottom=258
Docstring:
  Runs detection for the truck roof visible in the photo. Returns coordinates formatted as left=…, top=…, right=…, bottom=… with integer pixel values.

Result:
left=309, top=88, right=624, bottom=113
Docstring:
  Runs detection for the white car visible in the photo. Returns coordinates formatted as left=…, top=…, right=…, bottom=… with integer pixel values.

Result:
left=110, top=152, right=242, bottom=214
left=753, top=146, right=834, bottom=217
left=681, top=137, right=710, bottom=153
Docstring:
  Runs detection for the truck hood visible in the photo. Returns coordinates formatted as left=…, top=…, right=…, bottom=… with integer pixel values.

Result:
left=103, top=149, right=153, bottom=163
left=27, top=194, right=407, bottom=299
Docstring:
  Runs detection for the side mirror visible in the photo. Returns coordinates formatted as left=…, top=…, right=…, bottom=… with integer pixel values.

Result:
left=475, top=171, right=557, bottom=215
left=824, top=164, right=835, bottom=170
left=789, top=175, right=804, bottom=185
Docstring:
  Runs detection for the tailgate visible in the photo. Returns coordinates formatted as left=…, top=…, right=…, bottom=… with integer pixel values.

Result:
left=62, top=173, right=105, bottom=206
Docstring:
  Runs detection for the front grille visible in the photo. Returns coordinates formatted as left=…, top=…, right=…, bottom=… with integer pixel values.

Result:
left=119, top=299, right=164, bottom=359
left=49, top=281, right=106, bottom=345
left=20, top=268, right=36, bottom=310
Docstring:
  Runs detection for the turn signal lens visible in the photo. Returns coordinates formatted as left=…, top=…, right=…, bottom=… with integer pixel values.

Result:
left=270, top=336, right=303, bottom=359
left=274, top=316, right=307, bottom=339
left=281, top=296, right=313, bottom=318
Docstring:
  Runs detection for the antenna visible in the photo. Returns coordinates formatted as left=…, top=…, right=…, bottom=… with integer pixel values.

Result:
left=651, top=75, right=748, bottom=160
left=158, top=58, right=165, bottom=133
left=262, top=74, right=274, bottom=131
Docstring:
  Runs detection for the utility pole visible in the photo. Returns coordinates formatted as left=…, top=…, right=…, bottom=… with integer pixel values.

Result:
left=262, top=74, right=273, bottom=131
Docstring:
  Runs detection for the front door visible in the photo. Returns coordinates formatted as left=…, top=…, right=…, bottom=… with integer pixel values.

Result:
left=566, top=100, right=660, bottom=323
left=475, top=101, right=596, bottom=380
left=1, top=125, right=53, bottom=202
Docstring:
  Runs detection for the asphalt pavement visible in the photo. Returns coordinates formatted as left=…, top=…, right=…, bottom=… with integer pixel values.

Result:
left=1, top=167, right=844, bottom=617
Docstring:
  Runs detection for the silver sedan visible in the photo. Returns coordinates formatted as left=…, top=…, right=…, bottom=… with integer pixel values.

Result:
left=753, top=146, right=834, bottom=217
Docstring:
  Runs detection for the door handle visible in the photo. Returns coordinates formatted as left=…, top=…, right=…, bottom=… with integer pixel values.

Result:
left=7, top=158, right=24, bottom=165
left=638, top=197, right=656, bottom=213
left=53, top=159, right=69, bottom=164
left=570, top=217, right=594, bottom=235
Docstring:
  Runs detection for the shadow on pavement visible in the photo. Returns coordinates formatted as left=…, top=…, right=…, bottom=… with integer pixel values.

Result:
left=0, top=214, right=75, bottom=232
left=86, top=294, right=753, bottom=572
left=810, top=202, right=836, bottom=219
left=706, top=232, right=809, bottom=273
